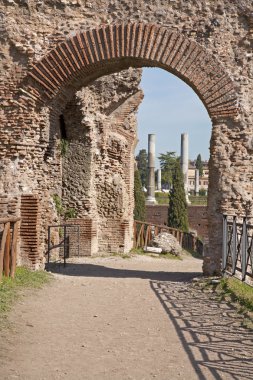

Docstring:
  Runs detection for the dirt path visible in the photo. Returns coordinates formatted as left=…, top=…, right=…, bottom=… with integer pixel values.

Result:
left=0, top=254, right=253, bottom=380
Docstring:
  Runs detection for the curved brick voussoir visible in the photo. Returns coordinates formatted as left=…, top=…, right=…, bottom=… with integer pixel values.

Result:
left=27, top=22, right=239, bottom=119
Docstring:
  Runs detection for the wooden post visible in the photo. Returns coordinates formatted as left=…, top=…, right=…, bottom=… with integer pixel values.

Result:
left=136, top=224, right=144, bottom=248
left=144, top=225, right=150, bottom=249
left=0, top=222, right=10, bottom=281
left=3, top=223, right=11, bottom=277
left=180, top=232, right=183, bottom=246
left=133, top=221, right=136, bottom=248
left=141, top=225, right=145, bottom=247
left=10, top=220, right=20, bottom=278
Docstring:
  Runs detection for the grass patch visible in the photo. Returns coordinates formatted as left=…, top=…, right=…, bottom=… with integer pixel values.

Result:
left=217, top=277, right=253, bottom=329
left=184, top=249, right=203, bottom=260
left=218, top=277, right=253, bottom=312
left=131, top=247, right=181, bottom=260
left=193, top=276, right=253, bottom=330
left=188, top=195, right=207, bottom=206
left=110, top=253, right=131, bottom=259
left=0, top=267, right=52, bottom=322
left=130, top=247, right=145, bottom=255
left=120, top=254, right=131, bottom=259
left=155, top=197, right=169, bottom=205
left=151, top=252, right=182, bottom=260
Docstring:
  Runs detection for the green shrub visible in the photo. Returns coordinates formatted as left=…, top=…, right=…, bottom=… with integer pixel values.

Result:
left=52, top=195, right=77, bottom=219
left=155, top=192, right=169, bottom=205
left=64, top=208, right=77, bottom=219
left=60, top=139, right=68, bottom=156
left=52, top=194, right=64, bottom=216
left=199, top=188, right=207, bottom=196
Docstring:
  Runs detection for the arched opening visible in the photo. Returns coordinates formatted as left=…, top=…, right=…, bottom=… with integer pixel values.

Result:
left=136, top=68, right=211, bottom=238
left=16, top=22, right=240, bottom=274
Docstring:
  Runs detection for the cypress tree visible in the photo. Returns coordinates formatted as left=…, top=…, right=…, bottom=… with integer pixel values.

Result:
left=196, top=153, right=204, bottom=177
left=168, top=161, right=189, bottom=231
left=134, top=169, right=146, bottom=221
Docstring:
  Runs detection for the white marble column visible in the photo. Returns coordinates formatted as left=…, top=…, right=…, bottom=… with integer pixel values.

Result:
left=180, top=133, right=190, bottom=204
left=195, top=168, right=199, bottom=196
left=146, top=134, right=156, bottom=205
left=157, top=169, right=162, bottom=191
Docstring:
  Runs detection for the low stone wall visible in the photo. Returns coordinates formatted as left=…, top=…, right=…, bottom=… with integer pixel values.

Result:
left=145, top=205, right=208, bottom=240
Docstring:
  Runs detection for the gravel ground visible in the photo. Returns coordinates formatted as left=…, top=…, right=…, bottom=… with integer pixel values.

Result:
left=0, top=254, right=252, bottom=380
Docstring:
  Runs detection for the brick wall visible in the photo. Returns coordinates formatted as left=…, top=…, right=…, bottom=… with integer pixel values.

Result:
left=145, top=205, right=168, bottom=226
left=65, top=218, right=98, bottom=257
left=188, top=206, right=208, bottom=240
left=20, top=194, right=41, bottom=268
left=146, top=205, right=208, bottom=240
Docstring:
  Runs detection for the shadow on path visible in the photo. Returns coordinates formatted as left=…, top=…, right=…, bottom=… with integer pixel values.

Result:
left=46, top=262, right=201, bottom=282
left=47, top=261, right=253, bottom=379
left=151, top=280, right=253, bottom=380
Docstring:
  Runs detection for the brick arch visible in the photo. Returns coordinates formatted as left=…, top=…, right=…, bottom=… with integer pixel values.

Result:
left=27, top=22, right=239, bottom=119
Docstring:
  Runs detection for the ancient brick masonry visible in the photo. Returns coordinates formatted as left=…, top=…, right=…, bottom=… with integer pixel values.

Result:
left=61, top=70, right=143, bottom=255
left=0, top=0, right=252, bottom=275
left=146, top=205, right=208, bottom=241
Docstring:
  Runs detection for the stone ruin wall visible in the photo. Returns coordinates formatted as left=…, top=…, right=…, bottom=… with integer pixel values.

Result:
left=1, top=64, right=143, bottom=263
left=61, top=69, right=143, bottom=255
left=0, top=0, right=252, bottom=273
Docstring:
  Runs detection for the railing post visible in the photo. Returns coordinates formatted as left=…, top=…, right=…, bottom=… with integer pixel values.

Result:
left=48, top=226, right=51, bottom=265
left=63, top=225, right=67, bottom=267
left=3, top=224, right=11, bottom=277
left=222, top=214, right=228, bottom=272
left=77, top=225, right=80, bottom=257
left=133, top=221, right=136, bottom=248
left=144, top=225, right=150, bottom=250
left=232, top=216, right=237, bottom=275
left=241, top=217, right=247, bottom=281
left=0, top=222, right=10, bottom=282
left=10, top=220, right=20, bottom=278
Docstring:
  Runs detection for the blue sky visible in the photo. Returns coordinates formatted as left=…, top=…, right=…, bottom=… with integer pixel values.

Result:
left=136, top=68, right=212, bottom=168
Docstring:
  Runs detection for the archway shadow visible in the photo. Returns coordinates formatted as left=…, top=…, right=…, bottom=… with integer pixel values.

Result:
left=46, top=262, right=201, bottom=282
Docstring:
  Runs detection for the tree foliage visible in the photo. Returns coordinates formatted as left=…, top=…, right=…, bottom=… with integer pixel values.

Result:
left=158, top=151, right=178, bottom=189
left=135, top=149, right=148, bottom=188
left=134, top=169, right=146, bottom=221
left=199, top=188, right=207, bottom=196
left=196, top=154, right=204, bottom=177
left=168, top=161, right=189, bottom=231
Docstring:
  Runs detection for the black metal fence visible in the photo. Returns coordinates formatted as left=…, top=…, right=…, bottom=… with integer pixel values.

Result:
left=47, top=224, right=80, bottom=266
left=222, top=215, right=253, bottom=285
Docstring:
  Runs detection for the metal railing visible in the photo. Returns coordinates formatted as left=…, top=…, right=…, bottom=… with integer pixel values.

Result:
left=134, top=220, right=203, bottom=255
left=47, top=224, right=80, bottom=267
left=222, top=215, right=253, bottom=285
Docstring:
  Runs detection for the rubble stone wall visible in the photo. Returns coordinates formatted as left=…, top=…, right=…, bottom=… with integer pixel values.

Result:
left=61, top=70, right=143, bottom=254
left=0, top=0, right=252, bottom=274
